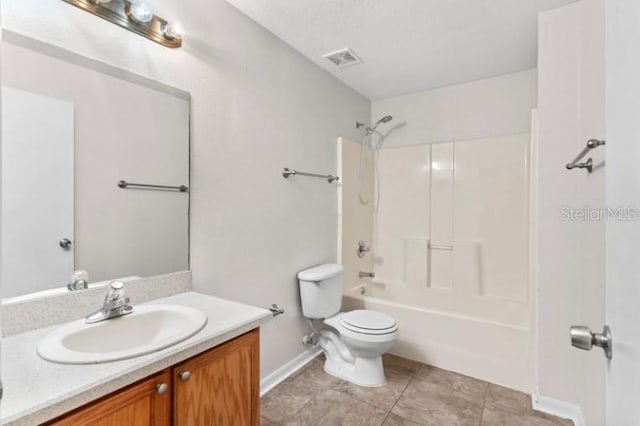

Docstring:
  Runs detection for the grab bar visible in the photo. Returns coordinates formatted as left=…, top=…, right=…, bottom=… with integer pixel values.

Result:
left=429, top=244, right=453, bottom=251
left=566, top=139, right=605, bottom=173
left=281, top=168, right=339, bottom=183
left=118, top=180, right=189, bottom=192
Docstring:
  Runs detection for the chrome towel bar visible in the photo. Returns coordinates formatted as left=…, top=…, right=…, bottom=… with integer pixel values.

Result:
left=118, top=180, right=189, bottom=192
left=269, top=304, right=285, bottom=317
left=566, top=139, right=606, bottom=173
left=282, top=168, right=339, bottom=183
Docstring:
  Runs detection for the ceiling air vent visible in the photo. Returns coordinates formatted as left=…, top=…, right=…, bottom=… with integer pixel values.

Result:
left=323, top=48, right=362, bottom=69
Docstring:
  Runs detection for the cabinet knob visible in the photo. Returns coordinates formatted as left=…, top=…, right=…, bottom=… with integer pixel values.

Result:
left=156, top=383, right=168, bottom=395
left=179, top=371, right=191, bottom=381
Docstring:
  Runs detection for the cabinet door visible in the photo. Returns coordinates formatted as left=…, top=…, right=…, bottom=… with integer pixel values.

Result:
left=48, top=370, right=171, bottom=426
left=173, top=329, right=259, bottom=426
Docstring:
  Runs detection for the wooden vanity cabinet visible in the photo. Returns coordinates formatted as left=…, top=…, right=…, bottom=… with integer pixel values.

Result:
left=47, top=329, right=260, bottom=426
left=48, top=370, right=172, bottom=426
left=173, top=329, right=260, bottom=426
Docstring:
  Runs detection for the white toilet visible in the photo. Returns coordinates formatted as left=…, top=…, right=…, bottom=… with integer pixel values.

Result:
left=297, top=263, right=398, bottom=387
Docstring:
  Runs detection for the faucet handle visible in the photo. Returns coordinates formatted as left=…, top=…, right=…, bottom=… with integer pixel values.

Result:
left=104, top=281, right=126, bottom=302
left=104, top=296, right=131, bottom=311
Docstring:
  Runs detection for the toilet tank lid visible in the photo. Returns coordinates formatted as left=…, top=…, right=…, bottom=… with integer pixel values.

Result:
left=297, top=263, right=343, bottom=281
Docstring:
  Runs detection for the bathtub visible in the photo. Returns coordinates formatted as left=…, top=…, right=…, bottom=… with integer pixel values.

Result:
left=342, top=283, right=534, bottom=393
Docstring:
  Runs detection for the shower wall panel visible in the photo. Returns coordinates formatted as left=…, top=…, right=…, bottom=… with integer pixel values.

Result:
left=363, top=134, right=530, bottom=326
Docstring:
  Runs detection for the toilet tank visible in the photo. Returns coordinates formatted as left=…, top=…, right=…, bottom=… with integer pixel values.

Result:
left=297, top=263, right=343, bottom=319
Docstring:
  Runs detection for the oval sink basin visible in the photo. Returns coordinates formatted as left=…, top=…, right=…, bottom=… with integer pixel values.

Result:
left=37, top=304, right=207, bottom=364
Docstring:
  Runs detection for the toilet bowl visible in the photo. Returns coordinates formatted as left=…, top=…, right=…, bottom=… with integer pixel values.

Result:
left=297, top=264, right=399, bottom=387
left=321, top=310, right=398, bottom=386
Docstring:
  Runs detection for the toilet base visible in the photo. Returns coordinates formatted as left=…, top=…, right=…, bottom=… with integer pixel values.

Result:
left=315, top=315, right=397, bottom=387
left=323, top=353, right=387, bottom=387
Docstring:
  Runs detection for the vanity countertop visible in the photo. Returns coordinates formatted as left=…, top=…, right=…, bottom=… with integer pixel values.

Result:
left=0, top=291, right=272, bottom=426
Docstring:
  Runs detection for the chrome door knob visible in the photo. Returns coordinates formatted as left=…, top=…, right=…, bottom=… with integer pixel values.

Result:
left=59, top=238, right=72, bottom=249
left=570, top=325, right=612, bottom=359
left=179, top=371, right=191, bottom=381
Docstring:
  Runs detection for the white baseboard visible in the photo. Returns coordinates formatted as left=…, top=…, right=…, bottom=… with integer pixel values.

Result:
left=260, top=346, right=322, bottom=396
left=532, top=394, right=585, bottom=426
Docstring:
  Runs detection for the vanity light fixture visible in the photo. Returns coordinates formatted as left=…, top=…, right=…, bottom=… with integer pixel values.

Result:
left=129, top=1, right=153, bottom=23
left=61, top=0, right=182, bottom=48
left=162, top=23, right=183, bottom=41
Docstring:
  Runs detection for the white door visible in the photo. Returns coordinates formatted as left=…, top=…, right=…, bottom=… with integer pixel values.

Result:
left=1, top=86, right=74, bottom=297
left=605, top=1, right=640, bottom=423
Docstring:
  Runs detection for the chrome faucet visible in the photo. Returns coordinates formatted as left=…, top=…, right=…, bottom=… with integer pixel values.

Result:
left=67, top=270, right=89, bottom=292
left=359, top=271, right=375, bottom=279
left=86, top=281, right=133, bottom=324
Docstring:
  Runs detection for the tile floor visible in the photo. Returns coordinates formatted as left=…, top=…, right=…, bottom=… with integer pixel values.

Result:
left=261, top=354, right=573, bottom=426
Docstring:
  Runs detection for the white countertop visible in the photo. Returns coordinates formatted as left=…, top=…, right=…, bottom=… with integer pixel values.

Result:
left=1, top=291, right=272, bottom=425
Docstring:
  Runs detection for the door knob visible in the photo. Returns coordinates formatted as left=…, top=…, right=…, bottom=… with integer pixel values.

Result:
left=156, top=383, right=168, bottom=395
left=179, top=371, right=191, bottom=381
left=570, top=325, right=612, bottom=359
left=59, top=238, right=72, bottom=249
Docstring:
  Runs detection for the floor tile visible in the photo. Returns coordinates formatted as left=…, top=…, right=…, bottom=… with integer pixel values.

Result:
left=262, top=354, right=572, bottom=426
left=382, top=354, right=421, bottom=376
left=481, top=407, right=574, bottom=426
left=484, top=383, right=531, bottom=414
left=261, top=416, right=281, bottom=425
left=382, top=413, right=422, bottom=425
left=283, top=389, right=388, bottom=426
left=261, top=380, right=317, bottom=423
left=392, top=377, right=484, bottom=426
left=414, top=364, right=488, bottom=406
left=262, top=359, right=339, bottom=423
left=335, top=364, right=412, bottom=410
left=290, top=358, right=342, bottom=390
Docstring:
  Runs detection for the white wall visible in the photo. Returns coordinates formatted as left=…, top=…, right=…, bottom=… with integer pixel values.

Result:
left=337, top=138, right=374, bottom=287
left=371, top=69, right=537, bottom=147
left=537, top=1, right=605, bottom=424
left=1, top=0, right=370, bottom=377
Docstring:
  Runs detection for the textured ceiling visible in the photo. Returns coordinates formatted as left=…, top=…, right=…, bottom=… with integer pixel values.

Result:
left=226, top=0, right=576, bottom=99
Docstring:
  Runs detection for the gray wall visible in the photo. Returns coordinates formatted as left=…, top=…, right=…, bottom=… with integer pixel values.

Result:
left=2, top=0, right=370, bottom=376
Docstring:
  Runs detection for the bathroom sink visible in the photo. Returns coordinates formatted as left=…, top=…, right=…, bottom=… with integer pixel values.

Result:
left=37, top=304, right=207, bottom=364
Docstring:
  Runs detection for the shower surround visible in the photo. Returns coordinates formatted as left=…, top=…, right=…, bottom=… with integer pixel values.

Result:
left=337, top=134, right=534, bottom=392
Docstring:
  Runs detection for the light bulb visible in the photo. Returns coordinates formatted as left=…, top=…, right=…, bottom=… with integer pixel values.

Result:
left=130, top=1, right=153, bottom=23
left=162, top=23, right=182, bottom=41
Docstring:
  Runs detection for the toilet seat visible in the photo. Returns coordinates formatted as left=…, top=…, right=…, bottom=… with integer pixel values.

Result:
left=340, top=310, right=397, bottom=335
left=325, top=310, right=398, bottom=338
left=341, top=310, right=396, bottom=332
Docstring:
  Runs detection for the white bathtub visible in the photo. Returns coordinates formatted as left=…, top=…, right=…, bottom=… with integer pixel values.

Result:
left=342, top=284, right=534, bottom=393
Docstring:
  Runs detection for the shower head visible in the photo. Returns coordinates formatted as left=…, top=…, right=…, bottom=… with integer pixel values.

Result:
left=367, top=115, right=393, bottom=134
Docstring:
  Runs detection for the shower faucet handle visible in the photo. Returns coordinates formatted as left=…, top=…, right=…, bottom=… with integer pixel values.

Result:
left=357, top=240, right=370, bottom=258
left=359, top=271, right=375, bottom=279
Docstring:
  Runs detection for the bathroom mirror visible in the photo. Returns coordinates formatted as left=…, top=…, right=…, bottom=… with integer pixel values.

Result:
left=0, top=33, right=190, bottom=300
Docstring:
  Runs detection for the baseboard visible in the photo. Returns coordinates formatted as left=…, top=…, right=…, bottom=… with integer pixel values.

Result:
left=260, top=346, right=322, bottom=396
left=532, top=394, right=585, bottom=426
